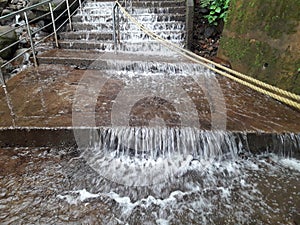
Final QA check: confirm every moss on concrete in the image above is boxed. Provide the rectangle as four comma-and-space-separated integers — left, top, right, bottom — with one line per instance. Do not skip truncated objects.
227, 0, 300, 38
218, 0, 300, 94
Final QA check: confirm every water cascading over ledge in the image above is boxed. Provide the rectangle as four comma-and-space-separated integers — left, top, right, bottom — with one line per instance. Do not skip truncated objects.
0, 127, 299, 157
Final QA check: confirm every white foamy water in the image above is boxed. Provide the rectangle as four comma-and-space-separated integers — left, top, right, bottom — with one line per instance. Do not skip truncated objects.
73, 0, 186, 55
55, 154, 299, 224
1, 146, 298, 224
80, 128, 239, 186
269, 155, 300, 172
57, 189, 101, 205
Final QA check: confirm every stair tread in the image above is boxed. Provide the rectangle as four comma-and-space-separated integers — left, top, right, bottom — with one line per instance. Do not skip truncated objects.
60, 30, 185, 35
58, 39, 183, 44
38, 49, 194, 64
73, 13, 186, 16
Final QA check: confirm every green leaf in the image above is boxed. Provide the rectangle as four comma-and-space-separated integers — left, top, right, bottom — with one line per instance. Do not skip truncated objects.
215, 7, 221, 13
200, 0, 211, 7
203, 0, 231, 25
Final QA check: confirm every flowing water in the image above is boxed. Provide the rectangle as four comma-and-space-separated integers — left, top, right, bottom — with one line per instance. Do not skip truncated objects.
1, 1, 300, 224
0, 146, 299, 224
75, 1, 185, 55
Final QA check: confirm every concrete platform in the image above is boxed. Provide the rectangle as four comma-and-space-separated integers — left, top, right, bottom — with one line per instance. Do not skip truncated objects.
1, 63, 299, 131
0, 62, 300, 133
0, 63, 300, 154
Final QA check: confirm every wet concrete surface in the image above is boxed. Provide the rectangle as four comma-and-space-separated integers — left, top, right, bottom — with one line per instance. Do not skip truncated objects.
0, 63, 299, 133
0, 147, 299, 224
0, 56, 299, 225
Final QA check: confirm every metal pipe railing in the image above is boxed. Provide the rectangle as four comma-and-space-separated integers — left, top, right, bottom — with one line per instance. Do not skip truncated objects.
49, 3, 59, 47
0, 0, 83, 73
113, 3, 118, 53
65, 0, 73, 30
113, 0, 134, 54
24, 11, 38, 67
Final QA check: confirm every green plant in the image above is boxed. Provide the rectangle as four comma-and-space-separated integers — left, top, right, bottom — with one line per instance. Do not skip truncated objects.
200, 0, 231, 25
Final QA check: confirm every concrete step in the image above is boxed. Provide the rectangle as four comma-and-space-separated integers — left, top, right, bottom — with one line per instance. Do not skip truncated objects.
82, 0, 185, 7
58, 40, 114, 51
59, 31, 113, 41
72, 14, 112, 23
129, 13, 186, 22
132, 6, 185, 14
72, 21, 185, 32
79, 6, 185, 14
37, 49, 194, 70
72, 13, 185, 23
128, 21, 186, 31
72, 22, 113, 31
59, 30, 185, 41
58, 39, 184, 52
131, 1, 185, 7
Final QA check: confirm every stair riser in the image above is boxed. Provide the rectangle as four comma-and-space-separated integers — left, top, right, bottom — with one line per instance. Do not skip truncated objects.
59, 41, 114, 51
38, 57, 201, 73
72, 22, 185, 32
132, 1, 185, 7
73, 14, 185, 23
72, 15, 112, 23
72, 22, 113, 31
121, 33, 186, 42
83, 1, 185, 7
79, 7, 185, 15
59, 32, 185, 42
59, 41, 184, 53
133, 7, 185, 14
59, 32, 113, 41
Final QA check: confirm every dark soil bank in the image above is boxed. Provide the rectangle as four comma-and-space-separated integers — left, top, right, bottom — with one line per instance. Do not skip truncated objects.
191, 3, 224, 58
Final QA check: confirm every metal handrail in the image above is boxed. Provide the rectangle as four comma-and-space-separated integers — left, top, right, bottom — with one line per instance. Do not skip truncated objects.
113, 0, 136, 54
0, 0, 83, 86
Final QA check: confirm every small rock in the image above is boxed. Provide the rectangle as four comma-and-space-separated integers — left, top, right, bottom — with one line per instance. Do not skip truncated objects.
1, 8, 12, 16
11, 48, 30, 67
199, 8, 209, 14
0, 25, 18, 60
204, 26, 216, 38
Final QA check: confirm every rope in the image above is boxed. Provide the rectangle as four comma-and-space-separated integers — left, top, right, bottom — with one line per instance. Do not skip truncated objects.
115, 1, 300, 110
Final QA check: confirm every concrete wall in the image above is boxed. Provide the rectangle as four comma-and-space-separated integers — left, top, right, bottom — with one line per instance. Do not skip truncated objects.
218, 0, 300, 94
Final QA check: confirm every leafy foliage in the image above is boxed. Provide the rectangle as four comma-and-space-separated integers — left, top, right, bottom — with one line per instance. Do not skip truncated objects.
200, 0, 231, 25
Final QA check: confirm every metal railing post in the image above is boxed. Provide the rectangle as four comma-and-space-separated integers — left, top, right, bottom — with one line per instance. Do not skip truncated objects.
49, 3, 59, 48
117, 6, 120, 44
0, 69, 6, 87
24, 12, 38, 67
79, 0, 82, 13
113, 4, 118, 54
65, 0, 73, 30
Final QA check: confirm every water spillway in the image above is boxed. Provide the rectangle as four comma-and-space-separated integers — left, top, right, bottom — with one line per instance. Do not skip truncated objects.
0, 0, 300, 224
